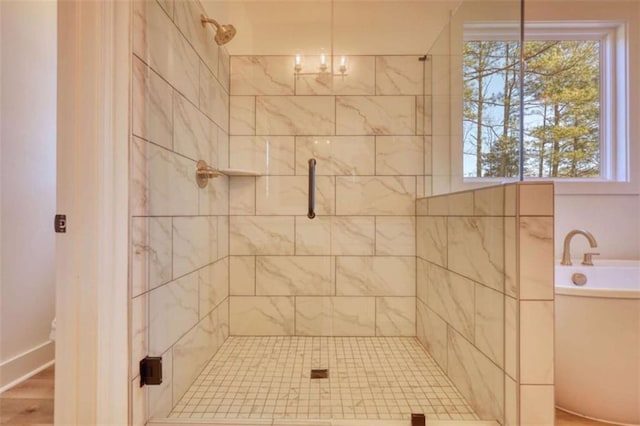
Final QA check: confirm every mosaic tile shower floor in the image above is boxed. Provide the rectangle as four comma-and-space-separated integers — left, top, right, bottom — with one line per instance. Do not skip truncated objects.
168, 337, 478, 422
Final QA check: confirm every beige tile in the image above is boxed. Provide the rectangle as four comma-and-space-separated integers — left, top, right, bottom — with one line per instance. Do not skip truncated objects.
172, 310, 221, 402
230, 216, 294, 255
519, 217, 554, 300
132, 57, 172, 150
416, 257, 429, 304
416, 216, 447, 267
505, 296, 518, 382
218, 47, 230, 93
295, 136, 375, 176
173, 92, 217, 165
519, 183, 554, 216
256, 176, 334, 216
217, 216, 229, 259
230, 136, 295, 175
229, 176, 256, 215
156, 0, 173, 17
336, 96, 415, 135
375, 136, 424, 175
295, 216, 331, 255
474, 186, 504, 216
230, 256, 255, 295
474, 285, 504, 367
504, 217, 517, 297
229, 96, 255, 135
217, 127, 229, 169
375, 216, 416, 256
416, 198, 428, 216
198, 258, 229, 318
336, 256, 415, 296
149, 272, 199, 354
423, 176, 433, 198
504, 183, 516, 216
375, 297, 415, 336
198, 174, 229, 216
131, 217, 172, 296
256, 256, 332, 296
504, 375, 517, 426
133, 0, 200, 103
428, 192, 473, 216
336, 176, 416, 216
295, 297, 375, 336
375, 56, 424, 95
416, 301, 447, 370
230, 56, 294, 95
520, 385, 554, 426
256, 96, 335, 135
173, 0, 219, 77
427, 264, 474, 340
331, 216, 375, 255
229, 296, 294, 335
131, 137, 198, 217
448, 217, 504, 292
520, 301, 554, 384
448, 330, 504, 422
172, 216, 217, 278
199, 63, 229, 131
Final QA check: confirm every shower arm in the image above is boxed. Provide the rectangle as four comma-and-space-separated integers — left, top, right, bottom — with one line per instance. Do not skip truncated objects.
201, 16, 221, 30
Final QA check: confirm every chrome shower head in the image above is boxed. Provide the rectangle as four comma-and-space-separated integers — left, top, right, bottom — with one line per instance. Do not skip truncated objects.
201, 15, 236, 45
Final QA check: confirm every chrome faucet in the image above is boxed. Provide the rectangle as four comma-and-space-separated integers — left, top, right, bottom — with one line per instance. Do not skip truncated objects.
561, 229, 599, 266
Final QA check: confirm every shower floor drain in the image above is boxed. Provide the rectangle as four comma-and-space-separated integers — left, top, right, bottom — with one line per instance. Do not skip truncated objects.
310, 369, 328, 379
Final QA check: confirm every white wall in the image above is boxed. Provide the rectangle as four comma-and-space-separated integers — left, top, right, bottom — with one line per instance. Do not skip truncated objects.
526, 1, 640, 260
555, 195, 640, 260
0, 0, 57, 389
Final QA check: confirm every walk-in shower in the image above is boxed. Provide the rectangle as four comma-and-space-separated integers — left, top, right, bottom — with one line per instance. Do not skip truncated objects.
130, 0, 535, 424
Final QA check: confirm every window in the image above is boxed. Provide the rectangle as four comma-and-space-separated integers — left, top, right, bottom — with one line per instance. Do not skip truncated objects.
462, 23, 627, 181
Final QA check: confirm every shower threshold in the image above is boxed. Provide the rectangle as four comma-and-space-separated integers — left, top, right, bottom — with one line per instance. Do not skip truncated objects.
150, 337, 494, 426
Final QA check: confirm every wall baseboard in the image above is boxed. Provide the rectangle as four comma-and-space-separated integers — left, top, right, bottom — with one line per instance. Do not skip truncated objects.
0, 340, 55, 392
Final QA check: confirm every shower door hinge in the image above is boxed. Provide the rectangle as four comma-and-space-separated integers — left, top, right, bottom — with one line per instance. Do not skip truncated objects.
140, 356, 163, 387
54, 214, 67, 233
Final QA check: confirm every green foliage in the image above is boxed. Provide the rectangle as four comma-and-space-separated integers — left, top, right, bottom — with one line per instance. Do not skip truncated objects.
463, 39, 601, 178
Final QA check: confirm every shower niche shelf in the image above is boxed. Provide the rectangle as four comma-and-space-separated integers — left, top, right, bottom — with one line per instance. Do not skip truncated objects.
218, 168, 261, 176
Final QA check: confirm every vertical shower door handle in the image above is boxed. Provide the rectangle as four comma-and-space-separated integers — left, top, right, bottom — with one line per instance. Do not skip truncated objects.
308, 158, 316, 219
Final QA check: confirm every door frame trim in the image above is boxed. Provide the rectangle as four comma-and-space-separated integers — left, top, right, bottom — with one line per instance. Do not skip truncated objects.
55, 1, 130, 424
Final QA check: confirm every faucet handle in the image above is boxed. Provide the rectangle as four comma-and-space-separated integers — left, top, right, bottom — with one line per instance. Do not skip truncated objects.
582, 252, 600, 266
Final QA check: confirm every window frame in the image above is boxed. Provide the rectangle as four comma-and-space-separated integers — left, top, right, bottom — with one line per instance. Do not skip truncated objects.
459, 21, 629, 186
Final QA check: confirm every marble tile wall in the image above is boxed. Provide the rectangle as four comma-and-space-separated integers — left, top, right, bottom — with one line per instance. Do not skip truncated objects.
228, 54, 432, 337
130, 0, 230, 423
416, 182, 555, 425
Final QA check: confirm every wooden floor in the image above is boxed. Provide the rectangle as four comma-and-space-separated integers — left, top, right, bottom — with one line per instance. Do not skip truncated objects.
0, 366, 616, 425
0, 365, 54, 425
556, 408, 613, 425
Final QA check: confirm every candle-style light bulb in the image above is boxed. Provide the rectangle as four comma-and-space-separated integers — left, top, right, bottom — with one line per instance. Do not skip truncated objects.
339, 56, 347, 75
319, 54, 327, 72
294, 54, 302, 73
